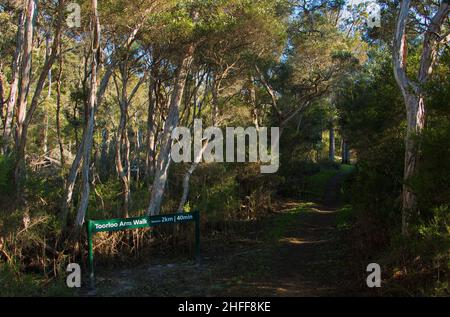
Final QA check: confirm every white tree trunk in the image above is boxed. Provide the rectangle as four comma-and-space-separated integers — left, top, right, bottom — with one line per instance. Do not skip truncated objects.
56, 41, 64, 166
0, 70, 5, 128
75, 0, 101, 228
177, 140, 209, 213
115, 92, 131, 218
14, 0, 35, 148
2, 10, 24, 152
393, 0, 449, 235
14, 0, 66, 193
61, 60, 114, 226
145, 76, 156, 180
147, 43, 195, 216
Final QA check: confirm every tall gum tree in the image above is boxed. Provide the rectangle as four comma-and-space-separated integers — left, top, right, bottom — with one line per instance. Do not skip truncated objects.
13, 0, 66, 198
75, 0, 101, 228
62, 0, 158, 226
393, 0, 449, 235
145, 0, 288, 216
2, 7, 24, 153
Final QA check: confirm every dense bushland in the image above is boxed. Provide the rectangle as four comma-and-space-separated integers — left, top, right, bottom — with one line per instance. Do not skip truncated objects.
0, 0, 448, 296
337, 49, 450, 295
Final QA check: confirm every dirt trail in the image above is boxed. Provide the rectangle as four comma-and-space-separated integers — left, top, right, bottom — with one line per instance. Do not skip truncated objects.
93, 204, 358, 297
212, 203, 357, 296
323, 167, 353, 207
93, 171, 360, 296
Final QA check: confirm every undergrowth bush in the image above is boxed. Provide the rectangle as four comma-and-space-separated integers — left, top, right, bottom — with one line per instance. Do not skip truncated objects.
0, 154, 14, 197
341, 126, 450, 295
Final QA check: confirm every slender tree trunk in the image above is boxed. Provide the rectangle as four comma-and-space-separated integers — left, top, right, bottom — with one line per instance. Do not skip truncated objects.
0, 68, 5, 128
100, 128, 109, 178
75, 0, 101, 228
145, 74, 156, 181
296, 112, 303, 132
147, 43, 195, 216
3, 10, 24, 152
61, 134, 84, 226
14, 0, 65, 195
212, 74, 219, 126
14, 0, 36, 179
115, 80, 131, 218
14, 0, 35, 149
124, 129, 131, 211
392, 0, 448, 235
393, 0, 419, 236
329, 123, 335, 161
56, 40, 64, 166
43, 34, 52, 155
151, 112, 161, 172
178, 140, 208, 213
61, 60, 114, 226
341, 139, 350, 164
134, 126, 141, 186
401, 93, 425, 233
249, 76, 259, 131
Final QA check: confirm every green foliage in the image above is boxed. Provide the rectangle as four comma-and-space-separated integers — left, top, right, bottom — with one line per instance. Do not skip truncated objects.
0, 263, 74, 296
412, 121, 450, 219
0, 155, 14, 195
303, 161, 340, 200
264, 204, 306, 242
416, 205, 450, 263
278, 160, 319, 198
87, 179, 122, 220
189, 163, 240, 221
24, 173, 65, 219
336, 205, 355, 231
335, 43, 450, 295
0, 209, 70, 285
0, 9, 17, 61
336, 47, 405, 227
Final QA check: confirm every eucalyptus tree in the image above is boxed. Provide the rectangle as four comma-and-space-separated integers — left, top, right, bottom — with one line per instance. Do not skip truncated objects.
8, 0, 67, 198
173, 0, 288, 213
144, 0, 288, 216
63, 0, 168, 227
392, 0, 449, 236
0, 2, 22, 152
73, 0, 102, 228
255, 2, 364, 136
112, 51, 147, 218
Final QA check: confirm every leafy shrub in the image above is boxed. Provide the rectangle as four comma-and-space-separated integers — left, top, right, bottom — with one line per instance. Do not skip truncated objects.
416, 205, 450, 268
412, 121, 450, 221
0, 155, 14, 196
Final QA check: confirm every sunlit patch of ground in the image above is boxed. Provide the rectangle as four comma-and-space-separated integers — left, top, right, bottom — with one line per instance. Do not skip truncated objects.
279, 237, 328, 245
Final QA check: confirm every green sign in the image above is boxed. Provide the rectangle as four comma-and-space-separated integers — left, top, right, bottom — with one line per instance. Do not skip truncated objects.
86, 211, 200, 290
89, 215, 150, 233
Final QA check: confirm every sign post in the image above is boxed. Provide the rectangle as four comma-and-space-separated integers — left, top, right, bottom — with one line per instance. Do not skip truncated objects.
86, 210, 200, 290
195, 210, 200, 263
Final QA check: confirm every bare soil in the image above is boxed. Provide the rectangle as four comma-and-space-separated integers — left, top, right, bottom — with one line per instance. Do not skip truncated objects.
90, 170, 373, 297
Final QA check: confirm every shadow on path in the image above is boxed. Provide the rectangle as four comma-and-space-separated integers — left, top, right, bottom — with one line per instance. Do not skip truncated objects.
217, 203, 358, 296
94, 168, 362, 296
